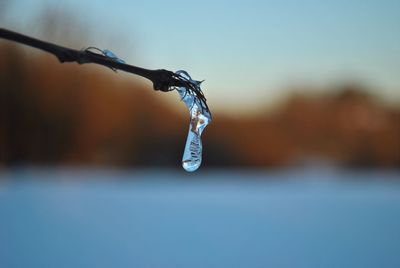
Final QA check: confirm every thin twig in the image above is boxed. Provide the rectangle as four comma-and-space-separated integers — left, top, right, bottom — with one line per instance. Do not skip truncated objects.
0, 28, 196, 93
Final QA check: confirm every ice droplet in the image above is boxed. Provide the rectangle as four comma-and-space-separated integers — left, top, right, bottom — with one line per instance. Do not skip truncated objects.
103, 49, 125, 64
176, 71, 211, 172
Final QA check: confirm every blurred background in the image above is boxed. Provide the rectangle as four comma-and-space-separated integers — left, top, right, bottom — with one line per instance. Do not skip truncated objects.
0, 1, 400, 267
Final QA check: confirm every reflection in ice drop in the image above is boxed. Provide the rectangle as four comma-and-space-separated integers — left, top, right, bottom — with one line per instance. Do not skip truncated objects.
176, 71, 211, 172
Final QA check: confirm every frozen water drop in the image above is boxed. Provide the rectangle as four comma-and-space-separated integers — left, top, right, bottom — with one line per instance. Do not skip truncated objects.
103, 49, 125, 64
176, 71, 211, 172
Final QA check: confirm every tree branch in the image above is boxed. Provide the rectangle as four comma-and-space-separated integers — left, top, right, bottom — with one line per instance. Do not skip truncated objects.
0, 28, 187, 92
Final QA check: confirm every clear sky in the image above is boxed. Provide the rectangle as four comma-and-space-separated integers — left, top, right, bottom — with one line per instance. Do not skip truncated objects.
3, 0, 400, 113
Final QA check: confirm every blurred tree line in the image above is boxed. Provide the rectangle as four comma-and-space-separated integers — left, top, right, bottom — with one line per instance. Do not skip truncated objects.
0, 43, 399, 169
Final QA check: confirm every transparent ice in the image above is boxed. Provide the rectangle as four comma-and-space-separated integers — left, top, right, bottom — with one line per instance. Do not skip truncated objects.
103, 49, 125, 64
176, 71, 212, 172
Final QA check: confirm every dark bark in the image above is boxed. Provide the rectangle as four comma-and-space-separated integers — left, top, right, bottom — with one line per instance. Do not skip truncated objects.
0, 28, 187, 92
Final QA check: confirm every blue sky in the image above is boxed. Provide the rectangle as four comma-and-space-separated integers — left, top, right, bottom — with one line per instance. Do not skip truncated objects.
3, 0, 400, 113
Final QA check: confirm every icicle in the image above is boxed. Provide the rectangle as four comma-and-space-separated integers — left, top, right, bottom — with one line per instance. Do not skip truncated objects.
175, 71, 212, 172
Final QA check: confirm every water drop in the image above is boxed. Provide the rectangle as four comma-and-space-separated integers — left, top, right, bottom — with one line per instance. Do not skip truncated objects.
103, 49, 125, 64
176, 71, 211, 172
